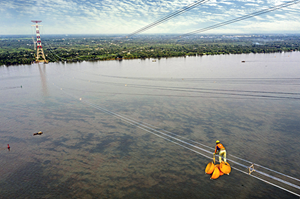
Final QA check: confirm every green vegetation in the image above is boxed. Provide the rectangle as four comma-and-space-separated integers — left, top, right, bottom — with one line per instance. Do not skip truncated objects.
1, 34, 300, 66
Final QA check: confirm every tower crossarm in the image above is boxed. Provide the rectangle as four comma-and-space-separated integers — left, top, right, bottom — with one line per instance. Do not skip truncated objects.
31, 20, 42, 23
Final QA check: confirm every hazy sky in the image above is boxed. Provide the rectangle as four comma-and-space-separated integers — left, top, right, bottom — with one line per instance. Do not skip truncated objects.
0, 0, 299, 35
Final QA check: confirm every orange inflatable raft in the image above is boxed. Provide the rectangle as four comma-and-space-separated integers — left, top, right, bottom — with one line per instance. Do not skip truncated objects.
216, 164, 224, 176
210, 167, 220, 179
205, 162, 215, 174
205, 154, 231, 179
220, 162, 231, 175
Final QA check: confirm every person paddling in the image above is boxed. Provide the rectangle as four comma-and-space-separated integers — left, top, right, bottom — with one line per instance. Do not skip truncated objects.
213, 140, 226, 163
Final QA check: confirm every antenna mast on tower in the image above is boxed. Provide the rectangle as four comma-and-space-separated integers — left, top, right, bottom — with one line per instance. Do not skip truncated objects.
31, 20, 48, 63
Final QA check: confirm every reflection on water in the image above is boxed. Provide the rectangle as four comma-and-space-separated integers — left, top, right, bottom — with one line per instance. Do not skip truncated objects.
38, 65, 48, 96
0, 52, 300, 198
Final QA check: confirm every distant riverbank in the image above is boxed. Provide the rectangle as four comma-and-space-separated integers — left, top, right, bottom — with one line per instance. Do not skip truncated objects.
1, 50, 299, 67
1, 34, 299, 66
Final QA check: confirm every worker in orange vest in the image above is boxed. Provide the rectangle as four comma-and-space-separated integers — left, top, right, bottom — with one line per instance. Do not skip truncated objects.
213, 140, 226, 163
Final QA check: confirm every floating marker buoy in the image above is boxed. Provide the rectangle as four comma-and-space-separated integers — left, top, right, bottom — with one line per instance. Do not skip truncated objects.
21, 85, 22, 88
7, 144, 10, 151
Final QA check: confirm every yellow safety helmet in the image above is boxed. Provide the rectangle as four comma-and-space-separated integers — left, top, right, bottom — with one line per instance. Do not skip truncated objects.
216, 140, 220, 143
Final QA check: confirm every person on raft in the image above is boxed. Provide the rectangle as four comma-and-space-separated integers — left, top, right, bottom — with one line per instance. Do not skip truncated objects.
213, 140, 227, 163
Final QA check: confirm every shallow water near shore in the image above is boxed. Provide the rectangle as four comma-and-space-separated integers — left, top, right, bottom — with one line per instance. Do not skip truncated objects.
0, 52, 300, 198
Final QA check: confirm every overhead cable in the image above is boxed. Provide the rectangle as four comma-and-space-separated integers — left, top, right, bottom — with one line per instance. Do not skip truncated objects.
180, 0, 300, 37
123, 0, 210, 38
52, 82, 300, 197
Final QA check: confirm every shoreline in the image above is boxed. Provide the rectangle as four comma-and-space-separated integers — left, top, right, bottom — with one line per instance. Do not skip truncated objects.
1, 50, 298, 67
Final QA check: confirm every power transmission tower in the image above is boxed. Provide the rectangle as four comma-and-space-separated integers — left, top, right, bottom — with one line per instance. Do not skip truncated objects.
31, 20, 48, 63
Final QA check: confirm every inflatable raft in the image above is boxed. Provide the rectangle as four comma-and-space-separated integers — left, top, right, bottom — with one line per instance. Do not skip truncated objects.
205, 154, 231, 179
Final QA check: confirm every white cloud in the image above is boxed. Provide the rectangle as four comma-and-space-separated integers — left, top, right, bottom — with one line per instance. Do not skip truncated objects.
242, 20, 300, 32
220, 2, 234, 5
245, 3, 260, 6
274, 14, 287, 18
1, 0, 300, 34
254, 16, 264, 20
266, 15, 275, 19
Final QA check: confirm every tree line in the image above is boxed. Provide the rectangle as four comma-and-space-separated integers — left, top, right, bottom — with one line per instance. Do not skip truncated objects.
1, 34, 299, 66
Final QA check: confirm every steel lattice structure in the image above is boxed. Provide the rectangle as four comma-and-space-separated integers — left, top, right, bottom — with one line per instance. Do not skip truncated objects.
31, 20, 47, 63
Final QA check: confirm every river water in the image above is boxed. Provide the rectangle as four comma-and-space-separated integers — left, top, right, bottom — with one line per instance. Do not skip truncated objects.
0, 52, 300, 198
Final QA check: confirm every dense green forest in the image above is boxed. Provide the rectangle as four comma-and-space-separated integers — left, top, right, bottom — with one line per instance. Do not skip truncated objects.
0, 34, 299, 66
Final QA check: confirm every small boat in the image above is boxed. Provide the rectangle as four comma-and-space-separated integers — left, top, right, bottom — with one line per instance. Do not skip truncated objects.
33, 131, 43, 136
241, 61, 245, 63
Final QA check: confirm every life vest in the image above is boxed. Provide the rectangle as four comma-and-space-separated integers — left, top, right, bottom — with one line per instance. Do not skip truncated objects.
215, 143, 225, 153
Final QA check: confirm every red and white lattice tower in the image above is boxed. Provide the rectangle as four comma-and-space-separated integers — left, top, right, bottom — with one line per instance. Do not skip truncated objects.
31, 20, 47, 63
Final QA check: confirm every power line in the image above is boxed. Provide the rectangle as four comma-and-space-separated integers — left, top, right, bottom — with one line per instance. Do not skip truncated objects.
52, 82, 300, 197
57, 72, 300, 100
180, 0, 300, 37
43, 42, 64, 61
123, 0, 210, 38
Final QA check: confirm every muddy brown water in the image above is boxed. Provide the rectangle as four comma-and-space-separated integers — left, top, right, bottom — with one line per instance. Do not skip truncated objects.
0, 52, 300, 198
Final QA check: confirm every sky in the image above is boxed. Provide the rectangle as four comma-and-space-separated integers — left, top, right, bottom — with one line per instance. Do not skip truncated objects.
0, 0, 300, 35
